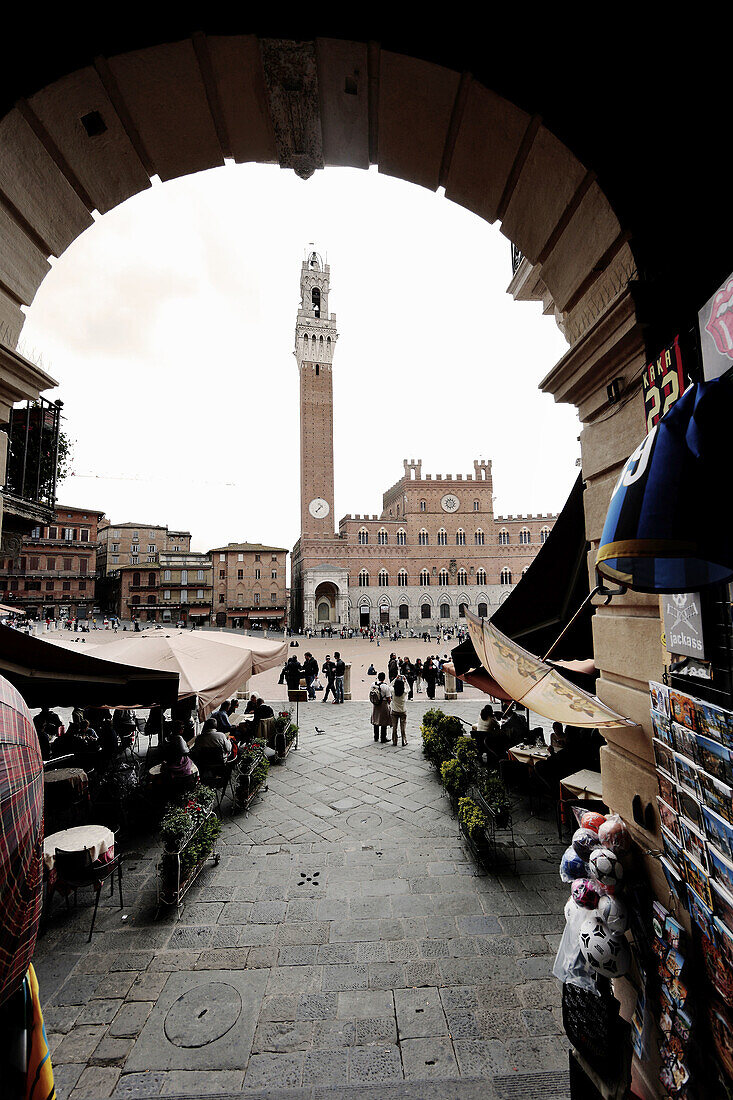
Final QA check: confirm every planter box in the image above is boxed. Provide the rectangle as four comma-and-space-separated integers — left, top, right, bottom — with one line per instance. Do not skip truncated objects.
156, 807, 220, 913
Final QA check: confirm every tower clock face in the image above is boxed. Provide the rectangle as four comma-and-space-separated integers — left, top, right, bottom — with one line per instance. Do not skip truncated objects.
441, 493, 460, 513
309, 497, 330, 518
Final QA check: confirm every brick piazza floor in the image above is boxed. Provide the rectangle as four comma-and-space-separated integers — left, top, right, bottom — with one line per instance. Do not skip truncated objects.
34, 701, 571, 1099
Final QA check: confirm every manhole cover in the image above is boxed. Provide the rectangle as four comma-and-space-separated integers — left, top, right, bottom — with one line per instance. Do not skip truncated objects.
346, 811, 383, 829
164, 983, 242, 1048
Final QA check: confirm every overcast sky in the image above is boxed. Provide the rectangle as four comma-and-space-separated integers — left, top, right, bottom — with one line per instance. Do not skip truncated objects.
20, 163, 577, 557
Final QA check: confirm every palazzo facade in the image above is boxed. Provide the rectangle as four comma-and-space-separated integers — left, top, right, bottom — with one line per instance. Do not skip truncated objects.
291, 253, 557, 631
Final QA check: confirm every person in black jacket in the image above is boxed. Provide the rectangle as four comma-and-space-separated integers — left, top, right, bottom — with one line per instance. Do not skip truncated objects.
322, 655, 337, 703
334, 652, 346, 703
303, 651, 319, 699
279, 656, 303, 692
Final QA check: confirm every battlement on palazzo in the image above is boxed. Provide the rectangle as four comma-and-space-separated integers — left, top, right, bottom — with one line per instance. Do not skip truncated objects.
383, 458, 493, 504
495, 513, 559, 521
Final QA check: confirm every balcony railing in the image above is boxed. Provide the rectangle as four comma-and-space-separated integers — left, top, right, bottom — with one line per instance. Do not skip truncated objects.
3, 398, 62, 513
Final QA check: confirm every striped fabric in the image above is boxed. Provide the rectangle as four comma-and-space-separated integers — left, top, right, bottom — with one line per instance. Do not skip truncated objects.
0, 674, 44, 1009
597, 378, 733, 593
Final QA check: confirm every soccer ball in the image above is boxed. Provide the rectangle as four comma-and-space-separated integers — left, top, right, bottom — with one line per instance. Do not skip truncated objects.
589, 846, 624, 887
572, 827, 602, 861
580, 811, 607, 834
579, 916, 631, 977
598, 817, 631, 855
596, 893, 629, 935
560, 847, 588, 883
571, 877, 601, 909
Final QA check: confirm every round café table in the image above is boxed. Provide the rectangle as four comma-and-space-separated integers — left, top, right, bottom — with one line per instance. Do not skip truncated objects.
43, 766, 89, 799
43, 824, 115, 871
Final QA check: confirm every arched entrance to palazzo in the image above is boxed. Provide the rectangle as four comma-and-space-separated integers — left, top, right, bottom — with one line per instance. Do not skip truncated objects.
314, 581, 339, 623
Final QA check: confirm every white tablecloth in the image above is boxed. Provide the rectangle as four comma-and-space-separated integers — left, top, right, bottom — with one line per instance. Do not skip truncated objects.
43, 824, 115, 870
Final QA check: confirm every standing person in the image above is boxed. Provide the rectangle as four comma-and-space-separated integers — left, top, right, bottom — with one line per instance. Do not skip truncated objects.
334, 652, 346, 703
414, 658, 423, 694
423, 657, 437, 700
402, 658, 415, 700
388, 653, 399, 682
303, 651, 319, 699
391, 674, 409, 746
322, 654, 338, 702
369, 672, 391, 743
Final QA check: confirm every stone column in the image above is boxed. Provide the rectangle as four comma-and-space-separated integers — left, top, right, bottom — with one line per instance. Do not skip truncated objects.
343, 662, 352, 701
444, 669, 458, 701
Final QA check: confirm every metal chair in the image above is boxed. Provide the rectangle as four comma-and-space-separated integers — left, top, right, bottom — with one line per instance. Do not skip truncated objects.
193, 748, 236, 812
50, 846, 123, 942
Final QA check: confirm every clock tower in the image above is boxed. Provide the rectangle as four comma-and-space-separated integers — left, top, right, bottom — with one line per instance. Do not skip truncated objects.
295, 250, 338, 537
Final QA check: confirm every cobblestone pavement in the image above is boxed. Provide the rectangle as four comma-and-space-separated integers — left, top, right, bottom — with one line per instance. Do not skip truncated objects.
34, 702, 570, 1099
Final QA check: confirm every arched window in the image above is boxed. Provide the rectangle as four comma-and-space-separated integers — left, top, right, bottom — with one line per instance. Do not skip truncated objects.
421, 603, 432, 619
501, 568, 513, 585
520, 528, 531, 545
437, 528, 447, 546
440, 603, 450, 619
358, 570, 369, 587
399, 603, 409, 620
396, 528, 406, 545
420, 569, 430, 586
438, 569, 449, 586
473, 500, 480, 511
477, 602, 488, 617
312, 287, 321, 317
541, 526, 550, 544
457, 569, 468, 585
476, 568, 487, 585
419, 500, 426, 512
474, 528, 484, 545
378, 570, 389, 587
499, 528, 509, 545
397, 569, 408, 586
419, 529, 429, 545
358, 528, 368, 545
132, 571, 140, 587
148, 571, 156, 587
378, 528, 388, 545
458, 602, 468, 618
456, 528, 465, 546
131, 595, 140, 605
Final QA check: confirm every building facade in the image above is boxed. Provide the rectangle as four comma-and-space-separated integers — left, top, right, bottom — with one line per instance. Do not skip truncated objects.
291, 254, 557, 631
97, 521, 191, 574
0, 503, 105, 620
118, 551, 213, 624
209, 543, 288, 630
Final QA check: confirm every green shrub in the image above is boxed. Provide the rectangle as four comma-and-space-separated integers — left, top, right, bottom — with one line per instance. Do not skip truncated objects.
441, 758, 469, 797
286, 724, 298, 745
458, 796, 488, 840
251, 758, 270, 787
455, 737, 478, 780
179, 814, 221, 879
480, 770, 511, 815
422, 708, 445, 731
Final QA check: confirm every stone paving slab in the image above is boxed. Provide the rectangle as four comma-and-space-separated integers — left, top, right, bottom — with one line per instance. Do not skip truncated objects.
32, 701, 568, 1099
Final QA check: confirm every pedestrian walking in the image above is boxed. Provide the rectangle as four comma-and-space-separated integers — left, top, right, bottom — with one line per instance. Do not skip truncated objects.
334, 651, 346, 703
322, 654, 338, 702
369, 672, 391, 742
391, 674, 408, 745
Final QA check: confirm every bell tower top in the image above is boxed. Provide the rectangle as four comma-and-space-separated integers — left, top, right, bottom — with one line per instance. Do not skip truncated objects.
295, 245, 338, 367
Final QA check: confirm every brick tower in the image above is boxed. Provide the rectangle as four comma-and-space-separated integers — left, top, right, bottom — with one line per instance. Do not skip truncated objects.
295, 249, 338, 537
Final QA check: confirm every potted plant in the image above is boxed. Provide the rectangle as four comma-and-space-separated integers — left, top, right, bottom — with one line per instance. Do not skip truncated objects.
458, 795, 490, 853
233, 742, 269, 809
481, 770, 511, 829
158, 786, 221, 905
440, 758, 469, 810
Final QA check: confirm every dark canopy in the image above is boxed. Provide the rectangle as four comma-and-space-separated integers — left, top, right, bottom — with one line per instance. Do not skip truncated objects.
0, 625, 179, 708
491, 473, 591, 659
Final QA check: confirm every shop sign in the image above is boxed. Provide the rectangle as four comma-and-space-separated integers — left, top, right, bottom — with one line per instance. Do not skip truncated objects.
662, 591, 705, 658
699, 270, 733, 380
642, 336, 686, 434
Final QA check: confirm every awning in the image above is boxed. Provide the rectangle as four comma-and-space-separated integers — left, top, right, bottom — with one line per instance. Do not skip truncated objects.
0, 605, 25, 616
492, 473, 591, 657
0, 624, 179, 708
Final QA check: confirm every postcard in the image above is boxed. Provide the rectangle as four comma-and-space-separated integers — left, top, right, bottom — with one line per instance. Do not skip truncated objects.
672, 722, 698, 760
662, 825, 684, 870
673, 752, 698, 797
651, 710, 674, 748
657, 797, 680, 841
687, 883, 715, 938
650, 680, 670, 718
665, 915, 685, 951
673, 1006, 692, 1045
653, 737, 676, 779
695, 734, 733, 783
653, 900, 670, 940
697, 770, 733, 825
670, 689, 697, 731
664, 947, 685, 980
676, 785, 703, 830
702, 805, 733, 860
695, 700, 726, 744
703, 932, 733, 1006
659, 1058, 689, 1093
658, 773, 679, 812
710, 1001, 733, 1079
712, 878, 733, 935
709, 843, 733, 897
661, 857, 688, 906
714, 915, 733, 969
682, 851, 712, 908
679, 816, 709, 870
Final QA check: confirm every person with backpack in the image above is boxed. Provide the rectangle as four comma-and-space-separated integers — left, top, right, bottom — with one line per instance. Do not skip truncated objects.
334, 651, 346, 703
391, 674, 409, 746
369, 672, 391, 742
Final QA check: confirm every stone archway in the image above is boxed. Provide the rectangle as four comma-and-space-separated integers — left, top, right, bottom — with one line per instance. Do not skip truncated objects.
315, 580, 338, 623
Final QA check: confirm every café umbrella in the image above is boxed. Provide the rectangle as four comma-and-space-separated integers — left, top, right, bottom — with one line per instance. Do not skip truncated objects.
465, 610, 634, 728
52, 629, 287, 717
0, 674, 43, 1008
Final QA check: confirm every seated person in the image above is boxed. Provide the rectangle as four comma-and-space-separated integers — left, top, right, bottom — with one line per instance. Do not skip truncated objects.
33, 706, 64, 740
192, 718, 235, 764
501, 708, 530, 746
244, 694, 258, 716
254, 698, 274, 722
97, 717, 121, 758
66, 719, 102, 768
159, 734, 199, 783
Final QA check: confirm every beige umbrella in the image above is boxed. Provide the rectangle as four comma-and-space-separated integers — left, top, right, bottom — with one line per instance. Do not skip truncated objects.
465, 610, 634, 729
52, 629, 287, 717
